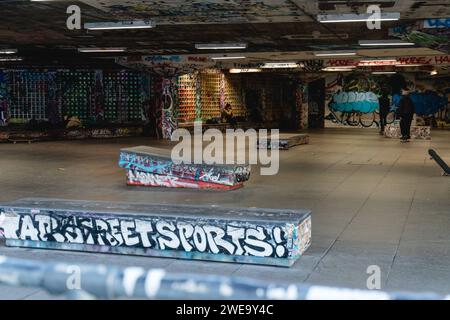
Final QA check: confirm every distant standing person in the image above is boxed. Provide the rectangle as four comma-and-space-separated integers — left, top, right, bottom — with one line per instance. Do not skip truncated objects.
221, 103, 237, 127
397, 88, 415, 142
378, 90, 391, 135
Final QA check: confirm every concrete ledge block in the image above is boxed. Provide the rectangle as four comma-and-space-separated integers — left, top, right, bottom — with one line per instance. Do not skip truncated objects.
384, 125, 431, 140
119, 146, 251, 189
0, 198, 311, 267
258, 134, 310, 150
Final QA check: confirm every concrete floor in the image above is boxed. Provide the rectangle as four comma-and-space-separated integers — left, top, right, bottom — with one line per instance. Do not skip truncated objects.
0, 128, 449, 299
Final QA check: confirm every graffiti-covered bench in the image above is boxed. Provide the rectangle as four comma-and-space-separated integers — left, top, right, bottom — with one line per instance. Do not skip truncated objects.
258, 133, 309, 150
0, 198, 312, 267
384, 124, 431, 140
119, 146, 251, 190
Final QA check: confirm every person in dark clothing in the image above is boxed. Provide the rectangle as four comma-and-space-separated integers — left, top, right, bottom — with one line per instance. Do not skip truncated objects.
397, 88, 415, 142
378, 91, 391, 135
221, 103, 237, 127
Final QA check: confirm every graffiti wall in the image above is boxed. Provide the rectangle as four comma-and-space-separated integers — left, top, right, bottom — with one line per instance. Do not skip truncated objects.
325, 73, 388, 128
389, 19, 450, 53
0, 69, 148, 125
0, 199, 312, 266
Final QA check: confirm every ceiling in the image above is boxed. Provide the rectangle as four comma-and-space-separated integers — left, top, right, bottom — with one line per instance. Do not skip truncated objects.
0, 0, 448, 72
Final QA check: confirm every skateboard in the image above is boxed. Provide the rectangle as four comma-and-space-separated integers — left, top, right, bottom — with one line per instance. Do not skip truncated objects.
429, 149, 450, 176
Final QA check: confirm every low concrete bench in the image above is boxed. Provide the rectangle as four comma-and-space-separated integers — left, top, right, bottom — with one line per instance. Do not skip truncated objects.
384, 125, 431, 140
0, 198, 312, 267
119, 146, 251, 190
258, 133, 310, 150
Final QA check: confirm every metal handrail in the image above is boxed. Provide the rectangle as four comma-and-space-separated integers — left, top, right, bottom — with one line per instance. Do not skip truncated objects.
0, 255, 446, 300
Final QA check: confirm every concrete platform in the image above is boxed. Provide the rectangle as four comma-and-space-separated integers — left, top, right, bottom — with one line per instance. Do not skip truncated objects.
0, 128, 449, 298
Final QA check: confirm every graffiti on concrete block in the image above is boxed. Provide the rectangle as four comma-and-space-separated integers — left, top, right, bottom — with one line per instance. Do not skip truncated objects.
384, 125, 431, 140
126, 170, 243, 190
0, 211, 311, 259
119, 148, 251, 187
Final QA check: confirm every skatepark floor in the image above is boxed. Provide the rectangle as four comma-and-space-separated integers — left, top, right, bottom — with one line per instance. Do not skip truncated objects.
0, 128, 449, 299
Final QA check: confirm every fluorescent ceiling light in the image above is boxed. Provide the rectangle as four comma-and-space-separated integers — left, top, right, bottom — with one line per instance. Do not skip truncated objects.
261, 62, 302, 69
430, 70, 438, 76
211, 56, 246, 60
359, 40, 415, 46
314, 51, 357, 57
395, 64, 425, 67
195, 43, 247, 50
359, 59, 398, 66
0, 49, 17, 54
322, 67, 355, 72
78, 47, 126, 53
229, 68, 262, 73
372, 71, 397, 74
317, 12, 400, 23
0, 57, 23, 62
84, 20, 154, 30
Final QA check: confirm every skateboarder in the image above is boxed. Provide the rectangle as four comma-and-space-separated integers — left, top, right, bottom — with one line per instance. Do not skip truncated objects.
397, 88, 415, 142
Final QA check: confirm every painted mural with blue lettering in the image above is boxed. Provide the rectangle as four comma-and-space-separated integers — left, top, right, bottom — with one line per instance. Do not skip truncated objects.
330, 92, 379, 113
0, 199, 312, 266
392, 92, 448, 116
424, 18, 450, 29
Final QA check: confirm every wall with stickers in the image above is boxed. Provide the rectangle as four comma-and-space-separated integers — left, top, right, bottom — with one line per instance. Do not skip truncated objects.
176, 70, 298, 129
0, 69, 150, 125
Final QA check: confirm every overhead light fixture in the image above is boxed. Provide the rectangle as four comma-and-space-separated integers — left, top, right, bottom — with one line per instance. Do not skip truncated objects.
84, 20, 154, 30
0, 57, 23, 62
195, 43, 247, 50
261, 62, 302, 69
211, 56, 246, 60
359, 40, 415, 46
322, 66, 356, 72
314, 51, 357, 57
395, 64, 425, 67
229, 68, 262, 73
78, 47, 126, 53
372, 71, 397, 74
0, 49, 17, 54
430, 70, 438, 76
358, 59, 398, 66
317, 12, 400, 23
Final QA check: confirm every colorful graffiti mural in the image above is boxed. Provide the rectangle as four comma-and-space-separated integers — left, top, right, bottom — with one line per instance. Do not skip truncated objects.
392, 91, 447, 116
80, 0, 308, 24
330, 92, 379, 113
389, 19, 450, 53
0, 198, 312, 266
